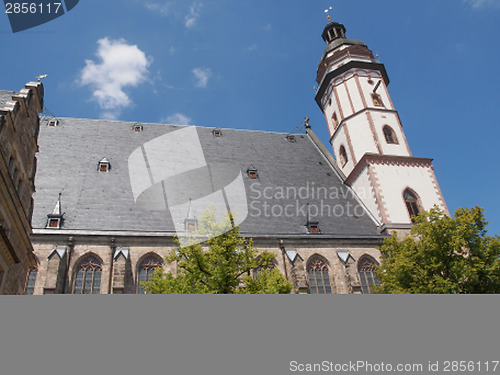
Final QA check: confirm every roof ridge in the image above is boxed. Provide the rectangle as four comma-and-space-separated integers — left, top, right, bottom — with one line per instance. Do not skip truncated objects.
53, 116, 301, 136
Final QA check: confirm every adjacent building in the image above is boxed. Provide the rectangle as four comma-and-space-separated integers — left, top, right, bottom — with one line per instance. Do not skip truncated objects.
0, 82, 43, 294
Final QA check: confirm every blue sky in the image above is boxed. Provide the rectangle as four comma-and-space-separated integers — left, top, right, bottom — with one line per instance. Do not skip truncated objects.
1, 0, 499, 235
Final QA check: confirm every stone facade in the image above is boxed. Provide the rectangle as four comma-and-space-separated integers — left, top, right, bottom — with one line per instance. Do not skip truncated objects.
29, 234, 382, 294
0, 82, 43, 294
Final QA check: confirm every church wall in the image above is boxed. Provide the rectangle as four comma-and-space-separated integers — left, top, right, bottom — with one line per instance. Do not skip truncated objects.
351, 167, 382, 223
344, 75, 364, 113
370, 111, 410, 157
30, 238, 383, 294
335, 83, 354, 118
343, 117, 379, 162
331, 125, 355, 173
371, 163, 446, 223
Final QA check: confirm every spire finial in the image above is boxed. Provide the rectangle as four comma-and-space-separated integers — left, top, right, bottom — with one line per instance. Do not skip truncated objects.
52, 193, 62, 215
324, 6, 333, 22
186, 198, 194, 219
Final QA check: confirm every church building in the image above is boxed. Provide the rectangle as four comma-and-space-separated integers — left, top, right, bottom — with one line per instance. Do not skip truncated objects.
0, 82, 43, 294
20, 20, 447, 294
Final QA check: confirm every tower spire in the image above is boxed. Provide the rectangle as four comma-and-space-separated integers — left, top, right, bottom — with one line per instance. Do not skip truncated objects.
314, 19, 448, 231
52, 192, 62, 215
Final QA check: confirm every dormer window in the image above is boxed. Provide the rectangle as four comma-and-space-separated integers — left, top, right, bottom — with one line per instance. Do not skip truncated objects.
133, 123, 143, 132
46, 193, 63, 229
98, 158, 110, 172
247, 165, 258, 179
184, 199, 197, 232
286, 135, 296, 143
212, 129, 222, 137
186, 220, 197, 232
48, 218, 60, 228
47, 119, 58, 127
307, 221, 320, 234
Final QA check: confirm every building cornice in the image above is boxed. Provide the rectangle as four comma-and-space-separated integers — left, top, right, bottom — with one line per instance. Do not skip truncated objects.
315, 60, 389, 108
31, 229, 385, 242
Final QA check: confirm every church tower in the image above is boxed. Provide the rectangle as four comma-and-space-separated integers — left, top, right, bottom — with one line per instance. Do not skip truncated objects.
315, 20, 448, 232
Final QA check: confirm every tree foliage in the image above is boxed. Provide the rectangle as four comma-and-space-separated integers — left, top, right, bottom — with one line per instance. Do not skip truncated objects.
375, 206, 500, 294
143, 209, 292, 294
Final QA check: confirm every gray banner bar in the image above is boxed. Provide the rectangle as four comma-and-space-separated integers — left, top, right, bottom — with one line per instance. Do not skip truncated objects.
1, 295, 498, 375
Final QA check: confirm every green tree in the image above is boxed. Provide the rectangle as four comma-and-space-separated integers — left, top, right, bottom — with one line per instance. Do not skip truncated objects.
375, 206, 500, 294
143, 209, 292, 294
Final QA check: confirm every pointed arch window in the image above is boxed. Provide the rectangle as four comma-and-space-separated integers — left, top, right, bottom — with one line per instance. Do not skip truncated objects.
24, 266, 38, 295
358, 257, 380, 294
404, 189, 421, 222
307, 257, 332, 294
383, 125, 398, 144
73, 256, 102, 294
137, 256, 162, 294
253, 260, 277, 280
339, 145, 348, 167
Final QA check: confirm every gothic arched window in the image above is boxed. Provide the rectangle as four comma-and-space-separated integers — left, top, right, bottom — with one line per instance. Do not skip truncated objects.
404, 188, 421, 222
73, 256, 102, 294
137, 256, 162, 294
339, 145, 348, 167
24, 266, 38, 295
383, 125, 398, 144
307, 257, 332, 294
358, 257, 380, 294
253, 261, 276, 280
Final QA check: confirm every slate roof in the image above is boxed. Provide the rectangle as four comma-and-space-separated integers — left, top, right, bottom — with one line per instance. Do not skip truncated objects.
31, 118, 382, 239
0, 90, 17, 109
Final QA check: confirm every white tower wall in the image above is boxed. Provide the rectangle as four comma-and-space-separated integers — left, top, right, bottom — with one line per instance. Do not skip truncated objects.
315, 21, 448, 229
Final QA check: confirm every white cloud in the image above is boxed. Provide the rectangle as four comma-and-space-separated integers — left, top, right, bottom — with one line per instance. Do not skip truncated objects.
185, 2, 202, 29
192, 67, 211, 88
262, 24, 272, 32
144, 1, 171, 16
143, 1, 202, 29
163, 113, 192, 125
464, 0, 500, 8
245, 43, 257, 52
79, 37, 151, 119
